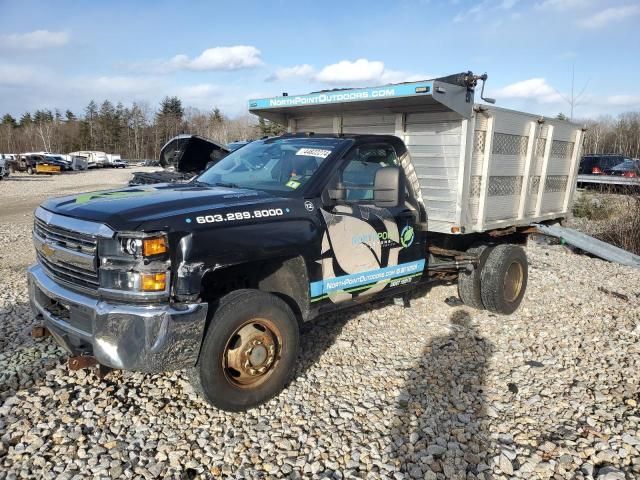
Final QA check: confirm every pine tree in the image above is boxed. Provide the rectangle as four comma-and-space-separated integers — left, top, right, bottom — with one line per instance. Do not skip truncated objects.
157, 96, 184, 120
1, 114, 17, 127
19, 112, 33, 127
65, 110, 77, 121
211, 107, 224, 124
84, 100, 98, 148
258, 117, 285, 137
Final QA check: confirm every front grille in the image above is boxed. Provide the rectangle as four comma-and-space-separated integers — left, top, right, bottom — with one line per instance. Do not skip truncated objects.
36, 251, 100, 289
34, 217, 99, 290
34, 218, 97, 255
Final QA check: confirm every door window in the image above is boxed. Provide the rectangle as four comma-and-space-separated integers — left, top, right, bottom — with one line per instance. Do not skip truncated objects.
342, 144, 398, 201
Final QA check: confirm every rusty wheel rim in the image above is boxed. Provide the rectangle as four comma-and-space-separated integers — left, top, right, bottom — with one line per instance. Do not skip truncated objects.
222, 318, 282, 388
503, 261, 524, 303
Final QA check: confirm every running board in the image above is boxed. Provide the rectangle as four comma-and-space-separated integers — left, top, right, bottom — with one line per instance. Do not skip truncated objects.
534, 224, 640, 268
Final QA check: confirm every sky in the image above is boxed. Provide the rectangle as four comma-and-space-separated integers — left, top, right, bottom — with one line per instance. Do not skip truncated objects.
1, 0, 639, 121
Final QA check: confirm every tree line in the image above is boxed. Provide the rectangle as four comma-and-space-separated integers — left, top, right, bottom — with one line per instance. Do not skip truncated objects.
1, 98, 638, 160
0, 97, 282, 159
580, 112, 640, 158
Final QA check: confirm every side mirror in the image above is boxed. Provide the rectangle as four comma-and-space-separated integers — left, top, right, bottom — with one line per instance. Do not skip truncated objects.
328, 181, 346, 202
374, 166, 403, 208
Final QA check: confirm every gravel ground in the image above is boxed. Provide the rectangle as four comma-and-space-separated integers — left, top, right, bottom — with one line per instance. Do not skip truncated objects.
1, 170, 639, 479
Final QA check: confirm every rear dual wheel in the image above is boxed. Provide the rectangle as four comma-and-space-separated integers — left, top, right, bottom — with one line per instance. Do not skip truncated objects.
458, 244, 528, 315
189, 289, 299, 412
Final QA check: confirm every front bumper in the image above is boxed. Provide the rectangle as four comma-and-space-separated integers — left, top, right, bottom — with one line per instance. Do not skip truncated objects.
28, 264, 208, 373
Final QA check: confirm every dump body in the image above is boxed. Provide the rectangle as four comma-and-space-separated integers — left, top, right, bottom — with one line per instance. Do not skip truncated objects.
249, 77, 584, 234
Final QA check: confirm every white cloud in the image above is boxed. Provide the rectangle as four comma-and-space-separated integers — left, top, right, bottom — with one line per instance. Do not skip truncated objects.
494, 78, 564, 104
315, 59, 386, 85
0, 65, 42, 86
500, 0, 520, 9
167, 45, 263, 72
579, 5, 640, 28
600, 94, 640, 107
536, 0, 592, 10
0, 30, 69, 50
312, 59, 428, 86
0, 65, 251, 117
265, 64, 315, 82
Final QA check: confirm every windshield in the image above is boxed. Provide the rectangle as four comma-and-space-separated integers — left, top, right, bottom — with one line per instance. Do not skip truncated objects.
611, 159, 636, 169
197, 137, 343, 194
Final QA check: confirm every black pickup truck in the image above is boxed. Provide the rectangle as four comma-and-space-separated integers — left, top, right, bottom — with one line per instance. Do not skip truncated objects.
29, 133, 528, 411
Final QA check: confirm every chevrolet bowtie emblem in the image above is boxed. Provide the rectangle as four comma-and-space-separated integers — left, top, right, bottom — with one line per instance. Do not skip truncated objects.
41, 243, 55, 257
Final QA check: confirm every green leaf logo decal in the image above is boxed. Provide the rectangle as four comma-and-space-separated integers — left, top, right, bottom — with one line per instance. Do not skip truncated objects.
400, 225, 415, 248
75, 189, 155, 204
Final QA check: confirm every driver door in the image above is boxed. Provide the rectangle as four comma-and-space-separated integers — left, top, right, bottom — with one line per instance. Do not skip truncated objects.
313, 142, 425, 305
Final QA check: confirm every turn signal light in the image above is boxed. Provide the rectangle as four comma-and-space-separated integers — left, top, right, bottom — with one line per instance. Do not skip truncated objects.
143, 236, 168, 256
141, 273, 167, 292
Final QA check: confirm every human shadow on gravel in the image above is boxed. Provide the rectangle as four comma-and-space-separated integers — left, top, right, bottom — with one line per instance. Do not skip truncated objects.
390, 310, 496, 479
292, 295, 404, 383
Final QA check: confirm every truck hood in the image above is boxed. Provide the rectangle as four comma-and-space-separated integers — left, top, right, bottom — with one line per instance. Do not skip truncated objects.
40, 183, 282, 231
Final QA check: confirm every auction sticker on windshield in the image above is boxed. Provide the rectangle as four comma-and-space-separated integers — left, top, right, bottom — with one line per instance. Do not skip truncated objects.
296, 148, 332, 158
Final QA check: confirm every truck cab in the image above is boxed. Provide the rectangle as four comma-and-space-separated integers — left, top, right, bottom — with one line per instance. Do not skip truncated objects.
28, 133, 435, 409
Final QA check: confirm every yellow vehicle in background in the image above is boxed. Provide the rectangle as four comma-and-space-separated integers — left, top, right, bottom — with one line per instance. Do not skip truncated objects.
35, 163, 61, 174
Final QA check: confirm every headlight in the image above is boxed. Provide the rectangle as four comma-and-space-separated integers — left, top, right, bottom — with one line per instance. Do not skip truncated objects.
120, 234, 168, 257
98, 231, 171, 298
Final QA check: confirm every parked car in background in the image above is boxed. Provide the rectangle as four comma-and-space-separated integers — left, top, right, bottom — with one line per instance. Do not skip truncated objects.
110, 159, 127, 168
44, 154, 72, 171
0, 155, 9, 179
0, 154, 14, 178
579, 154, 626, 174
604, 158, 640, 178
41, 154, 72, 171
227, 140, 251, 151
9, 154, 38, 174
130, 135, 229, 185
105, 153, 123, 167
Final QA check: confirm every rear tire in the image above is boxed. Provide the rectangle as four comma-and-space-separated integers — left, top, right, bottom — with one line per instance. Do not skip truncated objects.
27, 166, 34, 175
480, 245, 528, 315
188, 289, 299, 411
457, 245, 493, 310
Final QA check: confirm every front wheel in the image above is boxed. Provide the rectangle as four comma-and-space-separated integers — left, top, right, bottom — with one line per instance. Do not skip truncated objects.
188, 289, 299, 411
480, 245, 528, 315
27, 166, 34, 175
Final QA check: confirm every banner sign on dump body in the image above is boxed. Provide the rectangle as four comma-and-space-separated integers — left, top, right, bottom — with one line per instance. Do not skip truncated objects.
248, 81, 434, 110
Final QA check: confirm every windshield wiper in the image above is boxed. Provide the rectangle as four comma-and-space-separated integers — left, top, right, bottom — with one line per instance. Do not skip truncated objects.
189, 179, 210, 187
213, 181, 240, 188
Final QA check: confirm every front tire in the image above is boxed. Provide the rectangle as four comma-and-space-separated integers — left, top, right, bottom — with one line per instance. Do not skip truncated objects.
480, 245, 528, 315
27, 166, 34, 175
189, 289, 299, 411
